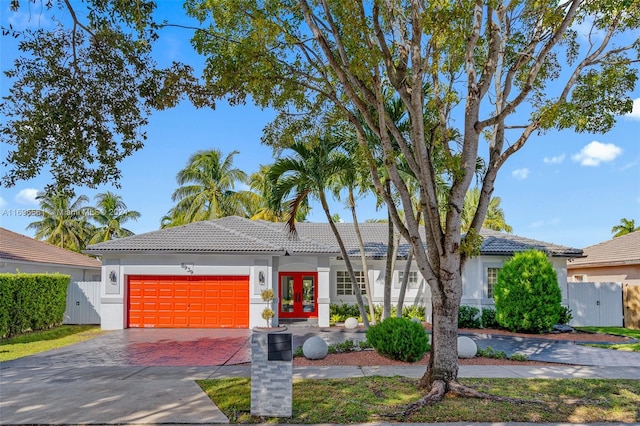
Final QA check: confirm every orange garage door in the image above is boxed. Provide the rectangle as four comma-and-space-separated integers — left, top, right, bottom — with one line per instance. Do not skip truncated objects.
128, 275, 249, 328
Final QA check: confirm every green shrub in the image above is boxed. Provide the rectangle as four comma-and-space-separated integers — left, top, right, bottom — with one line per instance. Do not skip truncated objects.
329, 303, 361, 322
509, 353, 528, 362
480, 307, 499, 329
477, 346, 507, 359
365, 317, 430, 362
0, 273, 70, 338
330, 303, 426, 323
329, 339, 357, 354
458, 305, 481, 328
558, 306, 573, 325
401, 305, 426, 321
494, 250, 562, 333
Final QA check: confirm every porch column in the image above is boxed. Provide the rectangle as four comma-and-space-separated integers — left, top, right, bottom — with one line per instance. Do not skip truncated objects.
317, 259, 330, 327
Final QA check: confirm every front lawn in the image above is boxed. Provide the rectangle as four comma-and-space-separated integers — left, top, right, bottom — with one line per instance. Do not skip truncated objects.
576, 327, 640, 351
197, 377, 640, 424
0, 325, 102, 362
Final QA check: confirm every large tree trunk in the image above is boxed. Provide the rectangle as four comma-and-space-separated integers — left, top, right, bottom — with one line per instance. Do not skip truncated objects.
420, 267, 462, 388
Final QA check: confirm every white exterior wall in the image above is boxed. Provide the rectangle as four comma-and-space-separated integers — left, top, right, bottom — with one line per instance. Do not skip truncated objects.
98, 252, 571, 329
0, 260, 100, 282
460, 255, 570, 310
100, 253, 333, 330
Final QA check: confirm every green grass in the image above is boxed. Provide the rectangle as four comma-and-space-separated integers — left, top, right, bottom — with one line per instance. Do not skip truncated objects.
197, 377, 640, 424
576, 327, 640, 352
0, 325, 102, 362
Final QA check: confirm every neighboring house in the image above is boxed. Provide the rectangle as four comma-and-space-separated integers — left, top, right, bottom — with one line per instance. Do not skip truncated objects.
0, 227, 101, 281
567, 231, 640, 286
85, 216, 581, 330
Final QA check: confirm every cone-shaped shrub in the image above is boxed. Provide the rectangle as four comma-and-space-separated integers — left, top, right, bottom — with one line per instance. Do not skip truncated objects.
494, 250, 561, 333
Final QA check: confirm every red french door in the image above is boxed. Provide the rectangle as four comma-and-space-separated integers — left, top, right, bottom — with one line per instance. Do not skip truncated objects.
278, 272, 317, 318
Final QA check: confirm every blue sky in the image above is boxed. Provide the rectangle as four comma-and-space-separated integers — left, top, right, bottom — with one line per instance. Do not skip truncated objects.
1, 2, 639, 249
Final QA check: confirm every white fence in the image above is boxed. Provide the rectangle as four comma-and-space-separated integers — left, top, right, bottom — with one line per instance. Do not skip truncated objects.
568, 282, 623, 327
63, 281, 101, 325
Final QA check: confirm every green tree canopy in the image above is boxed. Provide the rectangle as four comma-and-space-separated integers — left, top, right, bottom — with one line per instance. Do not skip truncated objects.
168, 149, 253, 224
26, 191, 94, 252
88, 192, 141, 243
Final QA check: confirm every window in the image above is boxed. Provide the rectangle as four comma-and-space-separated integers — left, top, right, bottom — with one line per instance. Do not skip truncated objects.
487, 267, 500, 298
397, 271, 420, 289
336, 270, 367, 295
573, 274, 585, 282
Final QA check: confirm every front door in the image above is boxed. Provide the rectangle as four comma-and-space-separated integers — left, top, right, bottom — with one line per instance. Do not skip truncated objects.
279, 272, 317, 318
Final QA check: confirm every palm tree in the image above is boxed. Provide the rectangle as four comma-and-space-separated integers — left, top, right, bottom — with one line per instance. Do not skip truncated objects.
461, 187, 512, 233
611, 218, 639, 238
170, 149, 253, 223
88, 192, 141, 243
269, 137, 371, 328
26, 191, 94, 252
248, 164, 309, 222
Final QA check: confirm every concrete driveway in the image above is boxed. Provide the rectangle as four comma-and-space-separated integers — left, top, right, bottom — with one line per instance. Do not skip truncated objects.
0, 328, 252, 425
2, 328, 252, 368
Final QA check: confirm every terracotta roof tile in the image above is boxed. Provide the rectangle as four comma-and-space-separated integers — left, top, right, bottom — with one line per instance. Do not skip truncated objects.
0, 228, 101, 269
568, 231, 640, 267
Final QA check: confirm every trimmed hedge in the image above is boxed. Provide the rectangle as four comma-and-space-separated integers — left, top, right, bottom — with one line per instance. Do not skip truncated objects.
0, 273, 70, 338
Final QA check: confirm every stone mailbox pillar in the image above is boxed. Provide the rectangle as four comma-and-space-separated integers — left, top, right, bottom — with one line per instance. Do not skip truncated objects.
250, 330, 293, 417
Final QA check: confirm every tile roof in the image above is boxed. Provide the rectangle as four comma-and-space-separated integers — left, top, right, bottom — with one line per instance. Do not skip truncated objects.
85, 216, 581, 258
85, 217, 337, 255
0, 228, 101, 269
567, 231, 640, 267
478, 229, 582, 257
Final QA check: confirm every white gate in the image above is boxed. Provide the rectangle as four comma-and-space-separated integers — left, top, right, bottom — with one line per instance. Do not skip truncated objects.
568, 282, 622, 327
63, 281, 101, 325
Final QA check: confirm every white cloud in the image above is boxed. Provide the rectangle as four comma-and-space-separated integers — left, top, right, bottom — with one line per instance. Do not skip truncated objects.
543, 154, 565, 165
529, 218, 560, 229
572, 141, 622, 166
15, 188, 40, 205
0, 196, 6, 208
529, 220, 544, 229
512, 168, 529, 180
571, 17, 606, 43
625, 98, 640, 121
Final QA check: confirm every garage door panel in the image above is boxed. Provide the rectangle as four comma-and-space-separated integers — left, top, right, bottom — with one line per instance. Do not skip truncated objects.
128, 275, 249, 328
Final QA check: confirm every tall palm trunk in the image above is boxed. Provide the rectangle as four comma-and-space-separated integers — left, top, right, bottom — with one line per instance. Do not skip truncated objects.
396, 245, 413, 318
319, 193, 370, 328
348, 188, 376, 325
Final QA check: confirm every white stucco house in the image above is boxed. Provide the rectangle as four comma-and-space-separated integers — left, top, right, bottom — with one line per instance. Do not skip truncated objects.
84, 216, 582, 330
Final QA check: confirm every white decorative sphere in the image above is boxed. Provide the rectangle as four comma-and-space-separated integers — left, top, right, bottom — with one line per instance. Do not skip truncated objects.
457, 336, 477, 359
344, 317, 359, 329
302, 336, 328, 360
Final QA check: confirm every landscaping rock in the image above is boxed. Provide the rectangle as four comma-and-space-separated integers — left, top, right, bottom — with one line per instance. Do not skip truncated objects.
457, 336, 477, 358
302, 336, 328, 360
553, 324, 574, 333
344, 317, 359, 329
